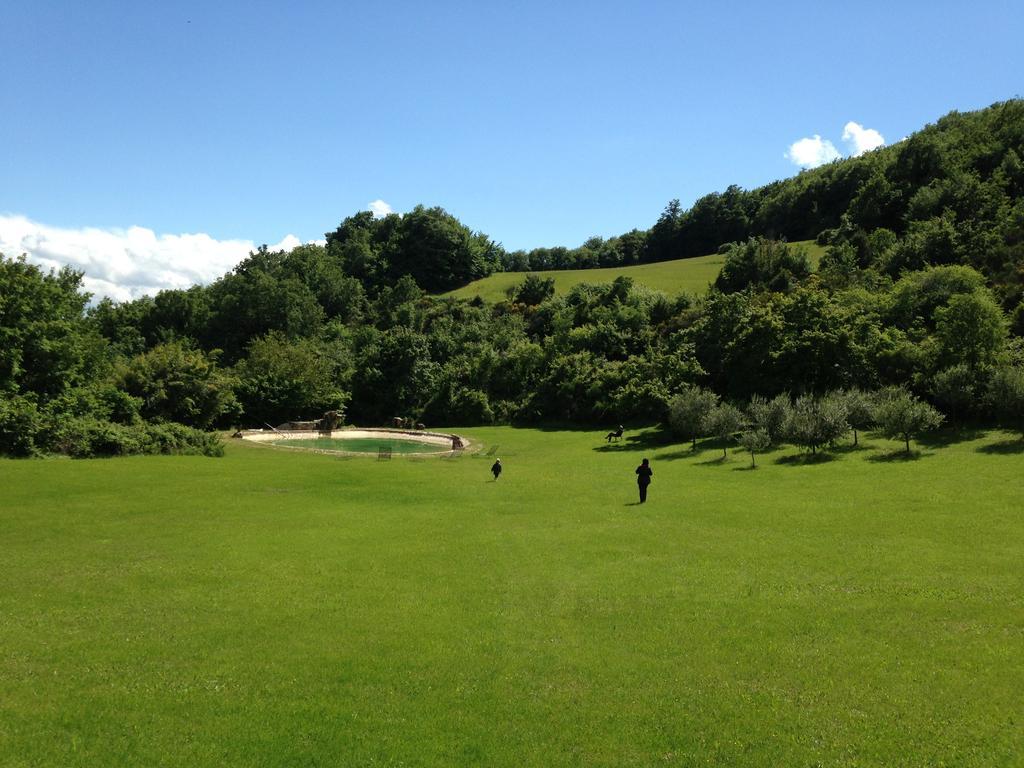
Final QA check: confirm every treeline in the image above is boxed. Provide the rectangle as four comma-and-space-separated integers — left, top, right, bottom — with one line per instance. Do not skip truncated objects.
1, 100, 1023, 457
4, 239, 1023, 458
503, 99, 1024, 290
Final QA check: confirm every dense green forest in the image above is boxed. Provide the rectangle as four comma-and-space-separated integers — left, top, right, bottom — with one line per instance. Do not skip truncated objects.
2, 100, 1024, 457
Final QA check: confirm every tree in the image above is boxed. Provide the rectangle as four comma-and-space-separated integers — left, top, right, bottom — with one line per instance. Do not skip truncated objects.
386, 205, 502, 292
746, 393, 791, 445
738, 428, 771, 468
349, 327, 439, 423
873, 387, 944, 453
929, 365, 982, 423
838, 388, 876, 446
987, 366, 1024, 438
117, 341, 240, 429
934, 289, 1008, 369
714, 238, 811, 294
786, 394, 849, 454
234, 331, 349, 427
0, 254, 107, 402
508, 274, 556, 306
703, 403, 745, 459
667, 386, 719, 449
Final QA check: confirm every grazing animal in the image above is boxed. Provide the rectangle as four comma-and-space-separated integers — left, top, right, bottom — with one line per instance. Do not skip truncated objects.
606, 425, 624, 443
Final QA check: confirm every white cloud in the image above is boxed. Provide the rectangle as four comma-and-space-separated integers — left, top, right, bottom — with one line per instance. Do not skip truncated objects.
787, 121, 887, 168
0, 214, 308, 302
785, 135, 842, 169
368, 199, 393, 218
842, 121, 885, 156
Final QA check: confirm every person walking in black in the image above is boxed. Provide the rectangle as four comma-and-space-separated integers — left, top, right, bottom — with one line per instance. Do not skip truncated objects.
491, 458, 502, 480
635, 458, 652, 503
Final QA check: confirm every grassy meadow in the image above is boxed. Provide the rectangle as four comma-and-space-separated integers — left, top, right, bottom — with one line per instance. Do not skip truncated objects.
2, 425, 1023, 766
441, 241, 825, 302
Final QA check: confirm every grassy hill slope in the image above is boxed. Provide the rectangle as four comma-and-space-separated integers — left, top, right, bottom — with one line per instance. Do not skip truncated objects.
442, 241, 824, 301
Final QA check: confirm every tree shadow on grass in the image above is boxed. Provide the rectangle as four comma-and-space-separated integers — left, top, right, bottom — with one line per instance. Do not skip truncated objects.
977, 438, 1024, 455
733, 463, 759, 472
696, 454, 731, 466
915, 426, 987, 449
652, 447, 701, 461
592, 426, 681, 455
775, 452, 838, 466
866, 449, 934, 463
828, 441, 875, 455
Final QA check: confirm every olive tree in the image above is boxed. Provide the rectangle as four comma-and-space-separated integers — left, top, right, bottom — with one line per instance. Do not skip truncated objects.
738, 428, 771, 468
873, 387, 944, 454
786, 394, 849, 454
667, 385, 719, 449
838, 388, 875, 446
703, 402, 745, 459
746, 393, 792, 445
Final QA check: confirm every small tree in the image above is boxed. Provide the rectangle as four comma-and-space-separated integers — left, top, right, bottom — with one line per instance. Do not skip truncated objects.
738, 428, 771, 468
839, 388, 875, 446
747, 393, 792, 445
667, 386, 719, 449
987, 366, 1024, 438
786, 394, 849, 454
508, 273, 556, 306
930, 365, 981, 424
703, 403, 745, 459
873, 387, 944, 454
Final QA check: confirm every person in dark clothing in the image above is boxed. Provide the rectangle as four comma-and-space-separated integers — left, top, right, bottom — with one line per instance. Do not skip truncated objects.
491, 458, 502, 480
635, 458, 652, 503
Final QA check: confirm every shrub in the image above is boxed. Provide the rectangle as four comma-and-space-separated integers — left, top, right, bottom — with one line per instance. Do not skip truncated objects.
46, 417, 146, 458
0, 395, 43, 457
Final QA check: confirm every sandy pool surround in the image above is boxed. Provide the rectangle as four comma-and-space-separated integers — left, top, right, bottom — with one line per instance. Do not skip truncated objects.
238, 428, 469, 455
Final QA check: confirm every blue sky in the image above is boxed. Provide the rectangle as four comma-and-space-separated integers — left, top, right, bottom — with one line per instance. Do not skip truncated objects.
2, 0, 1021, 298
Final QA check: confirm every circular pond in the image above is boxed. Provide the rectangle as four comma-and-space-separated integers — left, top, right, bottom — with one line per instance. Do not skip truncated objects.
272, 436, 451, 454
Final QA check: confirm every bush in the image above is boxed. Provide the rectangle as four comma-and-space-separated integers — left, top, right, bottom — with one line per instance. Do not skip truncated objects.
0, 395, 44, 457
46, 417, 146, 458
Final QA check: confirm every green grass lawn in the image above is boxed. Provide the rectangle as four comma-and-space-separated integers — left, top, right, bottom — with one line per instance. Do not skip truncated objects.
441, 241, 825, 302
2, 426, 1022, 766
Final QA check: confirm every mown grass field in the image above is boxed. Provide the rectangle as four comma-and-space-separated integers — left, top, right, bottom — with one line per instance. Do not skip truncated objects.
2, 425, 1022, 766
441, 241, 825, 302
